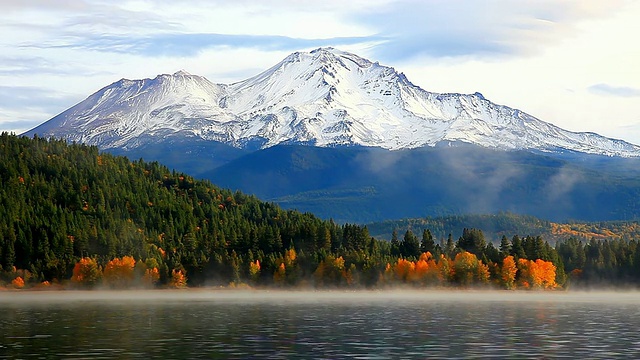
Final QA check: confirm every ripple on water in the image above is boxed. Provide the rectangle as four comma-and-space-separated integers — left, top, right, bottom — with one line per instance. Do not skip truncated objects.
2, 291, 640, 358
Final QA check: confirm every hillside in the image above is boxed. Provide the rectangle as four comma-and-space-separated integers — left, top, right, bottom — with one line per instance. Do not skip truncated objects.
0, 133, 359, 286
206, 144, 640, 223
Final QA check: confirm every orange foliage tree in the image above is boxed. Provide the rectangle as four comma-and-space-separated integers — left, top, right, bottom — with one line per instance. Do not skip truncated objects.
11, 276, 25, 289
533, 259, 557, 289
103, 256, 136, 288
392, 258, 415, 282
416, 252, 441, 285
383, 253, 443, 286
517, 258, 557, 289
71, 257, 101, 287
500, 256, 518, 289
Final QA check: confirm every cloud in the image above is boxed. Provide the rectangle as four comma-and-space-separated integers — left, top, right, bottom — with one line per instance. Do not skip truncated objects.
0, 55, 110, 77
588, 84, 640, 98
350, 0, 626, 61
1, 0, 91, 12
0, 86, 79, 115
32, 33, 383, 57
0, 85, 83, 134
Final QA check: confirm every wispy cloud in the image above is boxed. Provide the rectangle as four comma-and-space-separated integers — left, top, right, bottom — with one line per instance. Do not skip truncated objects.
0, 55, 110, 77
0, 85, 83, 133
0, 86, 79, 115
351, 0, 626, 61
31, 33, 384, 57
588, 84, 640, 98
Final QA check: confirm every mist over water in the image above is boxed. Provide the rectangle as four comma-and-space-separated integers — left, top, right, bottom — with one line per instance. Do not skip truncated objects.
2, 290, 640, 358
1, 289, 640, 305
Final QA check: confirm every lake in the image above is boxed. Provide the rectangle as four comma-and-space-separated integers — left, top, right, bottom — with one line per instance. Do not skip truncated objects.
1, 290, 639, 358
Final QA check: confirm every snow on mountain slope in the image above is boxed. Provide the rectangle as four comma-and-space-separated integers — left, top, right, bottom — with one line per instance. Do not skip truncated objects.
28, 71, 235, 149
24, 48, 640, 157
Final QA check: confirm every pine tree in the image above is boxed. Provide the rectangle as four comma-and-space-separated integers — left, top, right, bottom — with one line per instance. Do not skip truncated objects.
499, 235, 511, 258
401, 230, 421, 259
420, 229, 435, 254
390, 229, 400, 257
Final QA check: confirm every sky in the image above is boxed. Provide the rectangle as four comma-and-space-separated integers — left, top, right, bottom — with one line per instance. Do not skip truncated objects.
1, 0, 640, 144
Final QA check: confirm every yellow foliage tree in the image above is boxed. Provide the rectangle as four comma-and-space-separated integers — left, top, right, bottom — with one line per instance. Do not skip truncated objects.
169, 269, 187, 288
284, 248, 297, 267
143, 268, 160, 287
436, 255, 450, 282
314, 256, 348, 287
477, 261, 490, 283
451, 252, 489, 286
249, 260, 261, 283
273, 262, 286, 286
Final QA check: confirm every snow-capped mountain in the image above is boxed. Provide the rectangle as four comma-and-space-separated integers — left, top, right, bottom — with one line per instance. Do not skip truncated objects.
24, 47, 640, 157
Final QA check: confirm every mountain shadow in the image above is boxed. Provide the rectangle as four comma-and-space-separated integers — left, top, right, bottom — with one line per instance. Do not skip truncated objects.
204, 144, 640, 223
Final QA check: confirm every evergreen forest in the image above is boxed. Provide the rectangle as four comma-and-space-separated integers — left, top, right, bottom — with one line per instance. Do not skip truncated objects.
1, 133, 640, 290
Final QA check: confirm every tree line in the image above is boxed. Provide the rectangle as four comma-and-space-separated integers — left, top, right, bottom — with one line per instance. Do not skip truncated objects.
0, 133, 639, 289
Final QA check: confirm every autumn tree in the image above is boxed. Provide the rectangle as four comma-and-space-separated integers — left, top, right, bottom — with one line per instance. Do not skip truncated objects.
392, 258, 415, 282
103, 256, 136, 288
249, 260, 261, 283
273, 262, 286, 286
517, 258, 557, 289
500, 256, 517, 289
450, 251, 489, 286
143, 267, 160, 287
11, 276, 25, 289
314, 255, 350, 287
169, 269, 187, 288
71, 257, 101, 287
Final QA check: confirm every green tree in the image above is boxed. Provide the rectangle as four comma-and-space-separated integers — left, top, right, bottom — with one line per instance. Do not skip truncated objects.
420, 229, 435, 254
401, 230, 421, 259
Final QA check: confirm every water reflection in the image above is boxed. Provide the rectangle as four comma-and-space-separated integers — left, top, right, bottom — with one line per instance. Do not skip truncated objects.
1, 290, 640, 358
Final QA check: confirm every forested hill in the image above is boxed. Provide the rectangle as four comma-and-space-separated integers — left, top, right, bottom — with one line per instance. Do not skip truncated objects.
3, 133, 640, 289
367, 213, 640, 245
0, 133, 356, 285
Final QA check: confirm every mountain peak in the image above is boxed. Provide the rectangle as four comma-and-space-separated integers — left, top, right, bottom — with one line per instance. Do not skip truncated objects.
23, 48, 640, 157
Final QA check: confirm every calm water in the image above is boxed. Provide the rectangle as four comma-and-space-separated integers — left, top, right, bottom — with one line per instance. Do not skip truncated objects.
1, 290, 640, 359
